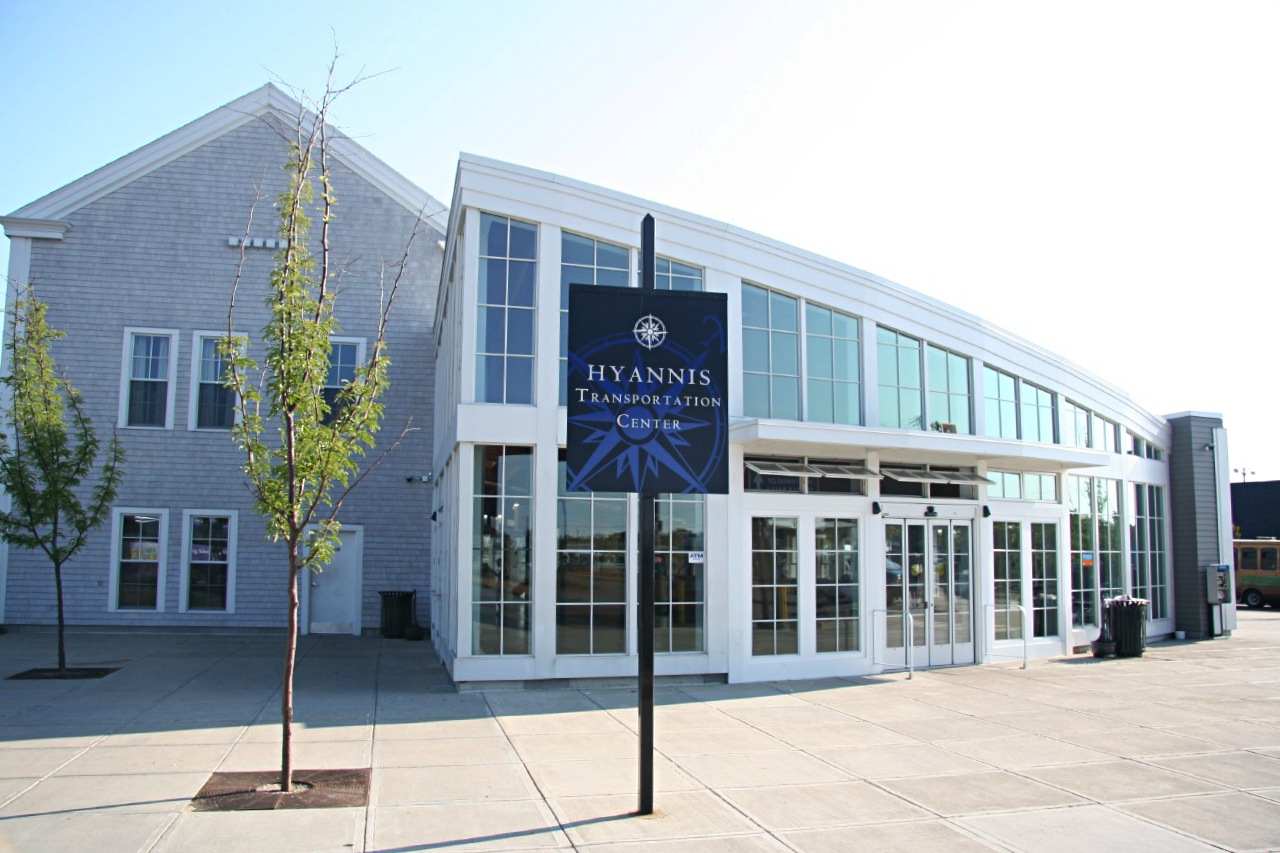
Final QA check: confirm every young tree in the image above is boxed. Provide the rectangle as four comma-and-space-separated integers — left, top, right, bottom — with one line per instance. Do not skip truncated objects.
223, 71, 419, 793
0, 285, 125, 671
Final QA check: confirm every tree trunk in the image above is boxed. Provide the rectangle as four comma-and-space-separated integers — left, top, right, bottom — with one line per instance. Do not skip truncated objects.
54, 560, 66, 672
281, 552, 300, 792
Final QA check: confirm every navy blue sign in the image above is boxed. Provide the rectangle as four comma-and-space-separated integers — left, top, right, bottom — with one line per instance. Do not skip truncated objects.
566, 284, 728, 494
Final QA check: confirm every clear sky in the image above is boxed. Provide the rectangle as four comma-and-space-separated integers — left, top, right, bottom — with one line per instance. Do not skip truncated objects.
2, 0, 1276, 480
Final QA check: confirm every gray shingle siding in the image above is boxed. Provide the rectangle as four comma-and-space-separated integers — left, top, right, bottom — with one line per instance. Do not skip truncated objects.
5, 114, 443, 632
1168, 414, 1226, 638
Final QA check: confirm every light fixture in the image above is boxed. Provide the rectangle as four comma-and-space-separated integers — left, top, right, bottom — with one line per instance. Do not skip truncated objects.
924, 506, 938, 517
405, 473, 434, 483
982, 505, 991, 518
871, 501, 881, 515
430, 511, 438, 522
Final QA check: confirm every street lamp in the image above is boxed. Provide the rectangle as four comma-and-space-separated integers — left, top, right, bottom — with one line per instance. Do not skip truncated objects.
1234, 467, 1256, 482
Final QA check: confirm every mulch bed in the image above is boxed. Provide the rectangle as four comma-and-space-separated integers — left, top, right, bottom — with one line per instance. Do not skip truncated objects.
190, 768, 371, 811
6, 667, 118, 680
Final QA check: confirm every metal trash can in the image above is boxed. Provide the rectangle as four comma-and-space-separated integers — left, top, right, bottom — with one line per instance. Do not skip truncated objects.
378, 590, 415, 639
1107, 596, 1149, 658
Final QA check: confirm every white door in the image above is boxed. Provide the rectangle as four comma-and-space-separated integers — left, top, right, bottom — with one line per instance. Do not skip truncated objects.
882, 519, 975, 668
306, 526, 363, 635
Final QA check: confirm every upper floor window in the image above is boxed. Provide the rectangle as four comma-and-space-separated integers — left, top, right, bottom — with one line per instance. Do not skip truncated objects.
121, 329, 177, 428
876, 327, 922, 429
191, 333, 236, 430
560, 231, 629, 405
1061, 399, 1091, 448
805, 304, 861, 425
1020, 380, 1056, 444
1093, 413, 1119, 453
655, 257, 703, 291
926, 345, 971, 434
983, 367, 1018, 440
476, 213, 536, 405
742, 283, 799, 420
322, 339, 362, 426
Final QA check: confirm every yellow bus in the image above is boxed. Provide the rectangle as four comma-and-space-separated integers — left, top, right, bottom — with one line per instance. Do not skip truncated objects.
1235, 539, 1280, 609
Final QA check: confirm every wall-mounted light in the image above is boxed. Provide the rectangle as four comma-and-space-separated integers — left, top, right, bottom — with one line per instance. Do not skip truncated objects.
430, 511, 438, 522
982, 505, 991, 518
406, 473, 434, 484
924, 506, 938, 517
871, 501, 882, 515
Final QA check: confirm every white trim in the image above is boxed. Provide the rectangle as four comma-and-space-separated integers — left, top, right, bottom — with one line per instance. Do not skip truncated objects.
0, 217, 71, 240
187, 331, 239, 431
109, 508, 169, 612
118, 328, 179, 430
179, 510, 238, 614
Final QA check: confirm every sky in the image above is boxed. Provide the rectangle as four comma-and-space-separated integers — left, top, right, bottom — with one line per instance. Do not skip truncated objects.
2, 0, 1276, 480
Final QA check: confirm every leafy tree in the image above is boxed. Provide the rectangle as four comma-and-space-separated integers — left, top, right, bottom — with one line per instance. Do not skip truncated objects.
223, 72, 419, 792
0, 285, 125, 671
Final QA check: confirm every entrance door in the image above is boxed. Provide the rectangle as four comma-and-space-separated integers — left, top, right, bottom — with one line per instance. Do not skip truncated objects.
306, 526, 363, 635
883, 520, 974, 667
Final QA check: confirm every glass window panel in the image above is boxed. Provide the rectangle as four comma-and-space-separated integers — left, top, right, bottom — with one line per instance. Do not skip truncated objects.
506, 308, 534, 356
769, 291, 798, 331
508, 220, 537, 259
806, 304, 832, 336
507, 260, 536, 307
596, 241, 629, 270
808, 380, 834, 422
481, 213, 508, 257
505, 357, 533, 404
562, 232, 595, 266
771, 331, 798, 375
807, 336, 833, 379
742, 284, 769, 328
742, 329, 770, 373
772, 377, 800, 420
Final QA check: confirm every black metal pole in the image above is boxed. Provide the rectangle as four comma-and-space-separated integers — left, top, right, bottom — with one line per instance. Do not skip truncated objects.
637, 213, 656, 815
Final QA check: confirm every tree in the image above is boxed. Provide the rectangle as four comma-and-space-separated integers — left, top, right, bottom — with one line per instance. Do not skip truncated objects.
223, 70, 419, 793
0, 285, 125, 671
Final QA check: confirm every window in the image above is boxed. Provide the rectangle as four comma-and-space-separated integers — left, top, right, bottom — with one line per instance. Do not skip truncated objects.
1068, 476, 1121, 627
1031, 523, 1059, 637
927, 345, 971, 434
656, 493, 705, 653
983, 367, 1018, 439
182, 511, 235, 612
752, 517, 798, 655
112, 509, 167, 611
473, 445, 534, 654
806, 304, 861, 425
560, 231, 629, 404
993, 522, 1022, 640
655, 257, 703, 291
743, 458, 872, 494
876, 327, 923, 429
879, 465, 988, 500
322, 339, 362, 425
1061, 400, 1090, 448
476, 213, 537, 404
556, 450, 628, 655
987, 471, 1022, 500
1096, 479, 1124, 602
1131, 485, 1167, 619
1025, 473, 1057, 502
815, 518, 859, 653
1093, 414, 1119, 453
191, 333, 236, 430
742, 283, 799, 419
1020, 380, 1056, 443
121, 329, 177, 428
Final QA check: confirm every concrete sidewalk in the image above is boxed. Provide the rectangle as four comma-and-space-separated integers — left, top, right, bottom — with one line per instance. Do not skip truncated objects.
2, 612, 1280, 852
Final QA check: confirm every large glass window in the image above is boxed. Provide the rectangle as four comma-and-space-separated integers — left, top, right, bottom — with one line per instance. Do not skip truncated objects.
1031, 522, 1059, 637
473, 445, 533, 655
1093, 414, 1119, 453
655, 493, 705, 653
805, 304, 861, 425
322, 340, 360, 426
815, 518, 859, 653
877, 327, 923, 429
476, 213, 537, 404
193, 335, 235, 430
557, 451, 628, 655
993, 522, 1022, 640
560, 231, 629, 404
983, 366, 1018, 439
1067, 475, 1096, 627
115, 511, 164, 610
655, 257, 703, 291
1131, 484, 1168, 620
1020, 380, 1056, 443
185, 513, 233, 611
125, 332, 174, 428
742, 284, 800, 419
1025, 473, 1057, 502
751, 516, 798, 655
927, 345, 971, 434
1096, 479, 1124, 603
1061, 400, 1091, 448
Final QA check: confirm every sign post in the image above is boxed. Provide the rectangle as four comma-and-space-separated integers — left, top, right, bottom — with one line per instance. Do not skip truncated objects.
565, 214, 728, 816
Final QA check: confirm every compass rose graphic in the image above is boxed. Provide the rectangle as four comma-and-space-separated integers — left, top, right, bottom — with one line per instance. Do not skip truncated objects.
633, 314, 666, 349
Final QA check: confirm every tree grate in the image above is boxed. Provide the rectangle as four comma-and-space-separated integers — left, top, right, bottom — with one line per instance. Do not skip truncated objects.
190, 768, 370, 811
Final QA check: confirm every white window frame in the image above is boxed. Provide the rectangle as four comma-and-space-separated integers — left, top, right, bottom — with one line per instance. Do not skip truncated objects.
188, 331, 241, 431
179, 509, 238, 613
323, 336, 366, 421
109, 507, 169, 612
119, 328, 179, 430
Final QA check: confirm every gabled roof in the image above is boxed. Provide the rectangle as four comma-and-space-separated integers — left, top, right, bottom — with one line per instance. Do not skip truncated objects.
5, 83, 448, 233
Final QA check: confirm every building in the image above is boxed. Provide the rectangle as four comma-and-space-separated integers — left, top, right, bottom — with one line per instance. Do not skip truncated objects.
0, 86, 446, 635
429, 154, 1235, 684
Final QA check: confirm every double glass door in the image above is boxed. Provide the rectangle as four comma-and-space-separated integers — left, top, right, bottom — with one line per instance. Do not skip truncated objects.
883, 520, 974, 667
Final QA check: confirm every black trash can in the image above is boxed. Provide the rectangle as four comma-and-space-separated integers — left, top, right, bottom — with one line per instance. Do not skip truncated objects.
1107, 596, 1149, 657
378, 590, 415, 639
